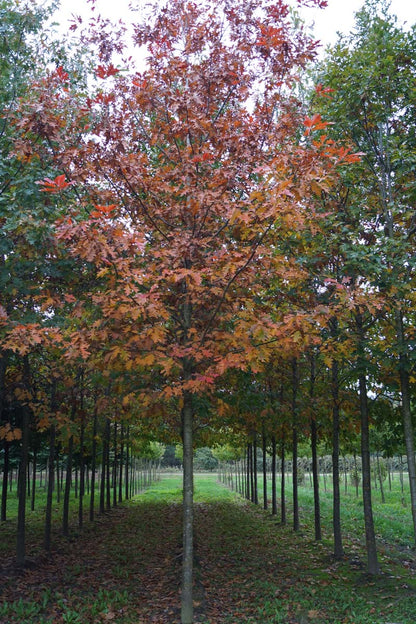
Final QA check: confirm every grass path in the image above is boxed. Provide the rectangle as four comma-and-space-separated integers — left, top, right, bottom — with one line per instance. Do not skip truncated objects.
1, 474, 416, 623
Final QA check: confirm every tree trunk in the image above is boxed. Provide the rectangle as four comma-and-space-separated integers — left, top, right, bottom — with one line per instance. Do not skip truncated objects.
377, 454, 385, 504
44, 424, 55, 552
356, 311, 379, 574
56, 454, 61, 504
181, 394, 194, 624
309, 353, 321, 541
281, 437, 286, 525
331, 356, 343, 559
311, 417, 321, 541
31, 448, 37, 512
79, 415, 85, 528
17, 356, 31, 567
0, 353, 8, 521
105, 419, 111, 510
292, 358, 299, 532
396, 309, 416, 542
62, 434, 74, 537
90, 401, 98, 521
262, 427, 267, 510
113, 422, 118, 507
249, 443, 254, 502
125, 426, 130, 500
1, 440, 9, 522
253, 434, 258, 505
119, 423, 124, 503
271, 435, 277, 516
100, 423, 107, 514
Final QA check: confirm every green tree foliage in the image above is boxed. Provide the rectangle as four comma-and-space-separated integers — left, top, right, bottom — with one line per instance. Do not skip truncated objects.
314, 0, 416, 544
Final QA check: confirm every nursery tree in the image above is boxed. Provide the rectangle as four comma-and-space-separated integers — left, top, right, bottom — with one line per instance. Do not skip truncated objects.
12, 0, 360, 618
315, 0, 416, 542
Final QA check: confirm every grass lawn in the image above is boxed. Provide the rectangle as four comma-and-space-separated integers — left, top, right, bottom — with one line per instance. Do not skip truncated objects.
0, 473, 415, 623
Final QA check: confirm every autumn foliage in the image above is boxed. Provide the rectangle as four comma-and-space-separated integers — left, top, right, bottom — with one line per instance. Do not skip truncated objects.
1, 0, 369, 619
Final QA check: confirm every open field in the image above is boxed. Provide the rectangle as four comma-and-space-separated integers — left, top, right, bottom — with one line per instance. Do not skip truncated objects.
0, 473, 415, 623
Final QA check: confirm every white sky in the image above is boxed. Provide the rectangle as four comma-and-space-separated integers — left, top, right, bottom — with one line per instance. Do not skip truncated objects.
301, 0, 416, 48
54, 0, 416, 48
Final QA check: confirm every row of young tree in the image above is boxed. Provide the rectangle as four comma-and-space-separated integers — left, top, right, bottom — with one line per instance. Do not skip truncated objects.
0, 0, 415, 622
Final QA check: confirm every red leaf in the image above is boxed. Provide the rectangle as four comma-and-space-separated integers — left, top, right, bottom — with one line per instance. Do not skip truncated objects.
36, 174, 75, 193
95, 64, 120, 79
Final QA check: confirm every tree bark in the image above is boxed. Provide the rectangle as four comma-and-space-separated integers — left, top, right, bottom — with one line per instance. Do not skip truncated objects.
309, 353, 321, 541
79, 415, 85, 528
105, 418, 111, 510
100, 421, 107, 514
113, 422, 118, 507
311, 417, 321, 541
253, 434, 258, 505
281, 436, 286, 525
356, 311, 379, 574
125, 425, 130, 501
181, 393, 194, 624
262, 426, 267, 510
44, 423, 55, 552
31, 448, 37, 512
119, 422, 124, 503
62, 434, 74, 537
17, 356, 31, 567
90, 400, 98, 521
331, 356, 343, 559
1, 439, 9, 522
0, 352, 8, 522
396, 309, 416, 542
292, 358, 299, 532
271, 435, 277, 516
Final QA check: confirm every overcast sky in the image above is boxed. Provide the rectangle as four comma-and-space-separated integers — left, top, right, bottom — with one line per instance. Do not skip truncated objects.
55, 0, 416, 49
302, 0, 416, 48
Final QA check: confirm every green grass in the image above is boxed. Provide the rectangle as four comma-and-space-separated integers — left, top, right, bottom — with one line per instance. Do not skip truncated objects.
0, 473, 415, 623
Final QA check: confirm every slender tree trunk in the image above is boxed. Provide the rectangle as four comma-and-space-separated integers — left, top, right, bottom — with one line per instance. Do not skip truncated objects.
354, 452, 359, 498
44, 423, 55, 552
119, 423, 124, 503
262, 426, 267, 510
309, 353, 321, 541
387, 458, 392, 492
100, 423, 107, 514
311, 418, 321, 541
79, 416, 85, 528
359, 370, 380, 574
0, 353, 8, 521
396, 310, 416, 542
62, 434, 74, 537
281, 437, 286, 525
246, 444, 251, 501
181, 393, 194, 624
249, 443, 254, 502
105, 419, 111, 510
90, 401, 98, 522
17, 356, 31, 567
113, 422, 118, 507
125, 426, 130, 501
27, 461, 31, 500
356, 311, 379, 574
271, 435, 277, 516
253, 434, 258, 505
292, 358, 299, 532
331, 356, 343, 559
377, 454, 385, 504
1, 440, 9, 522
56, 454, 61, 504
31, 448, 37, 512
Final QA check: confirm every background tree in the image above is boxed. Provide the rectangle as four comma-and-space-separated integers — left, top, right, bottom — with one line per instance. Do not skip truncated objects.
315, 0, 416, 542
